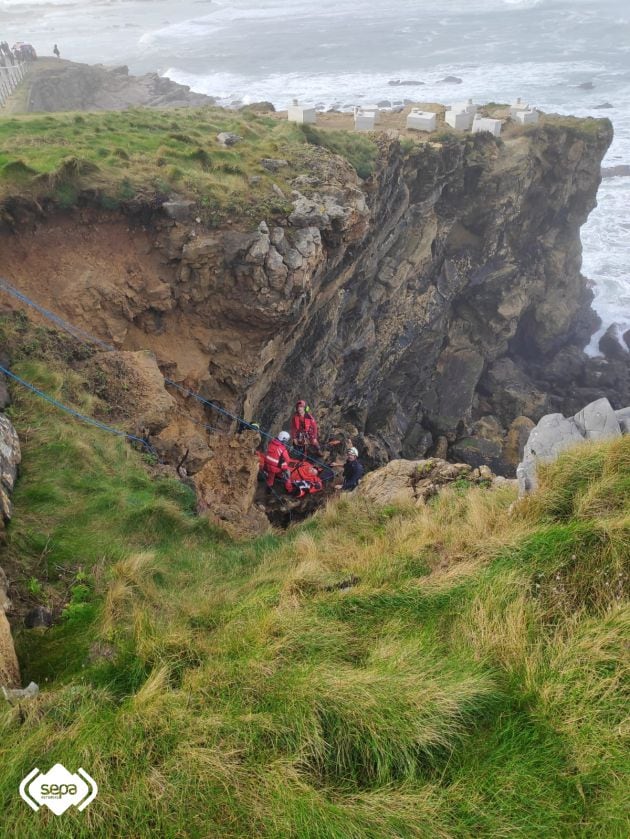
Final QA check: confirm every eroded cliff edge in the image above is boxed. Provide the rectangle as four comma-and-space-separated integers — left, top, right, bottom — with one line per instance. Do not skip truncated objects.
1, 118, 622, 474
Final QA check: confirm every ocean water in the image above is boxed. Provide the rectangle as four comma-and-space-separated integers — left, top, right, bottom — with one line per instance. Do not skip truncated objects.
1, 0, 628, 351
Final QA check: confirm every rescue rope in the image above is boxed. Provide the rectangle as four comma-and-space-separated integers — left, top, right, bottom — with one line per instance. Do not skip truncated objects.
0, 278, 115, 352
0, 277, 335, 478
0, 364, 158, 456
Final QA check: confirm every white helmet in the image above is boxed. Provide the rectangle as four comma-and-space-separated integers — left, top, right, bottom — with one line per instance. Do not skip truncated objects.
278, 430, 290, 443
347, 447, 359, 457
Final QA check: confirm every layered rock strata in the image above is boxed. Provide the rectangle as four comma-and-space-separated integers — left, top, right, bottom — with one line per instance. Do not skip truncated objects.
0, 118, 618, 484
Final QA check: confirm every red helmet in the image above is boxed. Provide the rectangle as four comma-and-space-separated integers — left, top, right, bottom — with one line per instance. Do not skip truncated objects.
295, 399, 306, 409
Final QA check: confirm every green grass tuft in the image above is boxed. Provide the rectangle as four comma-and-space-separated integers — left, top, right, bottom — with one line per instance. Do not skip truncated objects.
0, 107, 314, 223
300, 124, 378, 179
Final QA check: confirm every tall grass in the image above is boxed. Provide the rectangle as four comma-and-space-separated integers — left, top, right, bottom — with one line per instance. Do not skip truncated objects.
0, 108, 310, 222
0, 337, 628, 836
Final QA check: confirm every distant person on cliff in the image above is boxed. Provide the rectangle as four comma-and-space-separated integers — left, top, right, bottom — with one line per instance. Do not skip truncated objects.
53, 44, 60, 58
334, 447, 364, 492
290, 399, 321, 458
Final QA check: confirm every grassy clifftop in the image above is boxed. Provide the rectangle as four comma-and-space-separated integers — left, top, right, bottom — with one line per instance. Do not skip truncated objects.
0, 321, 628, 837
0, 107, 378, 224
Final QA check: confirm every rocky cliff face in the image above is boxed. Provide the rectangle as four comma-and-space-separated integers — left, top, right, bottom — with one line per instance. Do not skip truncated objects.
0, 118, 620, 479
0, 401, 21, 689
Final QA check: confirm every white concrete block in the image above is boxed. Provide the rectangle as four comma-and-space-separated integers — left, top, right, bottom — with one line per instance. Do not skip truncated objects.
515, 108, 539, 125
471, 115, 502, 136
445, 109, 474, 131
354, 110, 376, 131
406, 110, 437, 132
361, 104, 381, 123
287, 99, 317, 124
452, 98, 477, 115
509, 97, 528, 117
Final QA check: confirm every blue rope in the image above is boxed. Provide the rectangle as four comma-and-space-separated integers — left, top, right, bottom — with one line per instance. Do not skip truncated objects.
0, 364, 157, 457
0, 278, 115, 352
0, 276, 334, 477
172, 404, 223, 436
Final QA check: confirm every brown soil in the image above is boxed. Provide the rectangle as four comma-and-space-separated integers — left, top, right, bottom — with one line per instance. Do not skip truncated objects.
0, 213, 211, 380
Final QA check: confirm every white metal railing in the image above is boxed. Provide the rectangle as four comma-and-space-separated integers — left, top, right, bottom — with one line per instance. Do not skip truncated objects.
0, 62, 26, 108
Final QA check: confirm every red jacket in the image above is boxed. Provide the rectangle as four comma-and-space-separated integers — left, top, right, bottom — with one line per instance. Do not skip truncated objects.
291, 413, 318, 444
264, 438, 290, 471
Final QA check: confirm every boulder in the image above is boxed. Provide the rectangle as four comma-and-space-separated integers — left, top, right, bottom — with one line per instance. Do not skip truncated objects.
517, 398, 628, 494
162, 200, 195, 221
357, 457, 495, 507
0, 414, 21, 497
573, 397, 621, 441
431, 436, 449, 459
216, 132, 242, 146
0, 418, 20, 689
24, 606, 53, 629
388, 79, 424, 87
598, 324, 629, 361
472, 415, 503, 442
517, 413, 583, 494
450, 437, 503, 473
155, 418, 213, 475
0, 610, 19, 688
193, 431, 269, 537
182, 233, 223, 262
439, 76, 463, 84
91, 351, 175, 435
240, 101, 275, 113
260, 158, 289, 172
615, 407, 630, 434
0, 567, 10, 613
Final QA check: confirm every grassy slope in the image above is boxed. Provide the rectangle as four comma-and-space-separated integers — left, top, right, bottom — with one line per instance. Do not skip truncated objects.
0, 335, 628, 837
0, 108, 378, 224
